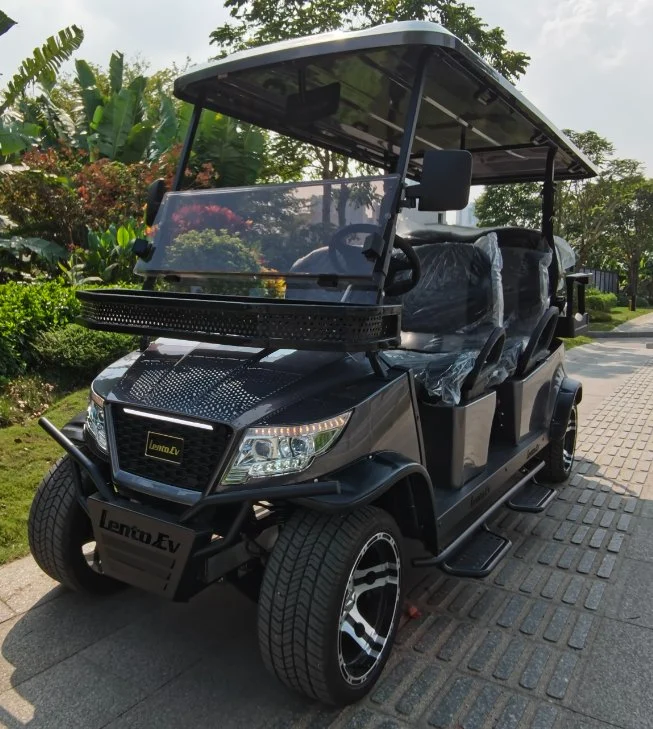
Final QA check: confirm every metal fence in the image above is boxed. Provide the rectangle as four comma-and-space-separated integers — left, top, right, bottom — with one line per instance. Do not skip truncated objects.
579, 267, 619, 294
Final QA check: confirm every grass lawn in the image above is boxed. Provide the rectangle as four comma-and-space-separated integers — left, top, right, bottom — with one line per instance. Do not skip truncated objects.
562, 335, 593, 349
0, 387, 87, 565
589, 306, 653, 332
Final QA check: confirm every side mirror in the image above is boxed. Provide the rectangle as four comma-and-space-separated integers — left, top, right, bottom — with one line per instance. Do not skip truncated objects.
406, 150, 472, 211
145, 179, 167, 227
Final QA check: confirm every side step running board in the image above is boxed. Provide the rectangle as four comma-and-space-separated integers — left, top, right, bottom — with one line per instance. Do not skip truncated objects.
508, 481, 557, 512
441, 525, 511, 577
413, 461, 545, 570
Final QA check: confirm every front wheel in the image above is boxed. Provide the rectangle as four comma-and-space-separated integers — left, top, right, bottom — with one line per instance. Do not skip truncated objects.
28, 455, 123, 595
258, 506, 404, 705
541, 403, 578, 483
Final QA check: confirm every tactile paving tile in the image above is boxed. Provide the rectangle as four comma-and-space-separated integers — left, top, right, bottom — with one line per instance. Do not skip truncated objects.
270, 359, 653, 729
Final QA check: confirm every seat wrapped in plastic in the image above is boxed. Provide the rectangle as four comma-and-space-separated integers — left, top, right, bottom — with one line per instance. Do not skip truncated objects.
384, 233, 503, 404
489, 233, 552, 384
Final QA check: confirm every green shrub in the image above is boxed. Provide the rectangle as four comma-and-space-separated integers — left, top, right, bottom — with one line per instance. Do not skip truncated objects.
34, 324, 136, 378
585, 288, 617, 312
0, 280, 80, 377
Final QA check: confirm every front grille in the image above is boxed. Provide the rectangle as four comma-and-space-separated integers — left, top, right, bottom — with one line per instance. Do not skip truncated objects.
111, 406, 232, 492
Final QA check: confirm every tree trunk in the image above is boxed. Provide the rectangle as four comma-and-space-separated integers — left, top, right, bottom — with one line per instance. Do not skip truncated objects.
629, 256, 640, 311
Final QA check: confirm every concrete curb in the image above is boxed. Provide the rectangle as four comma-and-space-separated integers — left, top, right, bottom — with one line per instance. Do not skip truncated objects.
588, 330, 653, 339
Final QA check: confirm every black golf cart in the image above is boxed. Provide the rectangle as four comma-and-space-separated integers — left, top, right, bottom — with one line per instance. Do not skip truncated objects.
28, 21, 596, 705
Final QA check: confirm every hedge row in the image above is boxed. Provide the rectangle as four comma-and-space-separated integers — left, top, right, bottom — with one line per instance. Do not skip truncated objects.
0, 280, 136, 381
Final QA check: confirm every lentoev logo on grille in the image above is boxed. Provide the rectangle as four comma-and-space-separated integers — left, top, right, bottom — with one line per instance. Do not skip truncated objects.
145, 431, 184, 464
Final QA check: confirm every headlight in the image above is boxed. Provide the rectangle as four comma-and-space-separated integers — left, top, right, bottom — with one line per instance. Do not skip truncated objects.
86, 392, 108, 452
221, 412, 351, 485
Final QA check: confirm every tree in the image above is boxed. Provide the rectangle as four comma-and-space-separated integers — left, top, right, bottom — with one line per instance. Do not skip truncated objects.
0, 12, 84, 157
605, 177, 653, 310
210, 1, 529, 82
474, 130, 645, 270
474, 183, 541, 229
210, 0, 530, 188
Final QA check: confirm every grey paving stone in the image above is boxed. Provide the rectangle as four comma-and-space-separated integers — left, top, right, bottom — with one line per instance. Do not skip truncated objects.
467, 631, 502, 673
460, 684, 501, 729
568, 614, 594, 650
519, 602, 548, 636
449, 585, 480, 614
626, 519, 653, 562
468, 589, 501, 621
541, 572, 564, 599
597, 554, 617, 579
531, 704, 559, 729
79, 606, 212, 693
427, 578, 458, 607
543, 607, 572, 643
554, 522, 574, 542
520, 646, 551, 690
584, 582, 606, 611
493, 638, 525, 681
497, 596, 527, 628
570, 618, 653, 729
538, 544, 561, 566
495, 694, 528, 729
603, 559, 653, 629
599, 512, 615, 528
588, 529, 607, 549
576, 552, 596, 575
0, 653, 143, 729
0, 589, 158, 694
437, 623, 473, 662
617, 514, 632, 532
571, 526, 590, 545
558, 546, 579, 570
414, 616, 452, 654
395, 665, 440, 716
371, 657, 416, 704
607, 533, 625, 553
520, 567, 543, 594
427, 676, 474, 728
547, 652, 578, 699
562, 576, 584, 605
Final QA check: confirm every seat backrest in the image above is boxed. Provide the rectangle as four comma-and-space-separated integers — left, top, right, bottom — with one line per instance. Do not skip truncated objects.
497, 232, 552, 336
399, 235, 503, 336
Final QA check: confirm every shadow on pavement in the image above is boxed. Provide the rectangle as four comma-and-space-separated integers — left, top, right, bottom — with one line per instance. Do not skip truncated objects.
0, 582, 321, 728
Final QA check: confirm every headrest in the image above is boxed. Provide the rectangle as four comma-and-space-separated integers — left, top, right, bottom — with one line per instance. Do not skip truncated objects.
399, 234, 503, 335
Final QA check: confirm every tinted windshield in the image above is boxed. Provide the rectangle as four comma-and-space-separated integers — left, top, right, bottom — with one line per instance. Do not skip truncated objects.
136, 175, 399, 302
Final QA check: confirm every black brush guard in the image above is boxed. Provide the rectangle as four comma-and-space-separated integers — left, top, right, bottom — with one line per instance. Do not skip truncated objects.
77, 289, 402, 351
39, 416, 340, 601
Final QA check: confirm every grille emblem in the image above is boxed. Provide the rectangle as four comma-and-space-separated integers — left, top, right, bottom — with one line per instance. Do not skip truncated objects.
145, 431, 184, 464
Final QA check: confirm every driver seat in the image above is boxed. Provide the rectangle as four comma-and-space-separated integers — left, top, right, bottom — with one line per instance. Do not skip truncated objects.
384, 234, 505, 405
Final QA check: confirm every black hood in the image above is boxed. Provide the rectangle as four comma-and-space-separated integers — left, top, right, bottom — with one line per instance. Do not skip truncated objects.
94, 340, 372, 428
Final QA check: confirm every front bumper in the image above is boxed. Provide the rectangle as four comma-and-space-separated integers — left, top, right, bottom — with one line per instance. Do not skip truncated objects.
40, 416, 339, 600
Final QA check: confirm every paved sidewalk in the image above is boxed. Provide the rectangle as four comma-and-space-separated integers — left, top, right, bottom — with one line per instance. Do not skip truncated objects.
612, 310, 653, 333
1, 340, 653, 728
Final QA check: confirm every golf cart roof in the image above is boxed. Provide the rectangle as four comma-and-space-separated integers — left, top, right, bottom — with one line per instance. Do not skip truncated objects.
175, 21, 598, 185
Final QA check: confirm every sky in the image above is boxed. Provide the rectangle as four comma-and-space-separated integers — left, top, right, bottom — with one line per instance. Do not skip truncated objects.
2, 0, 651, 173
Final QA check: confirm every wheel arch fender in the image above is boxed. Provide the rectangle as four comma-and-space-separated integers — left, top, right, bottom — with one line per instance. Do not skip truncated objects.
550, 376, 582, 441
292, 452, 438, 552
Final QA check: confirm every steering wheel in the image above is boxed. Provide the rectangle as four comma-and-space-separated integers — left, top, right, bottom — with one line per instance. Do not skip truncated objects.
385, 236, 421, 296
327, 223, 381, 272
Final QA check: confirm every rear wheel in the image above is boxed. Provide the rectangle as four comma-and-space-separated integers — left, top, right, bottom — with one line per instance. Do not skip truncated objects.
28, 455, 122, 595
257, 506, 404, 705
541, 403, 577, 483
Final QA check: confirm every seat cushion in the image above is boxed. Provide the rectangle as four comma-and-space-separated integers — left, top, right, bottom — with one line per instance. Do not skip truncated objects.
383, 349, 479, 406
